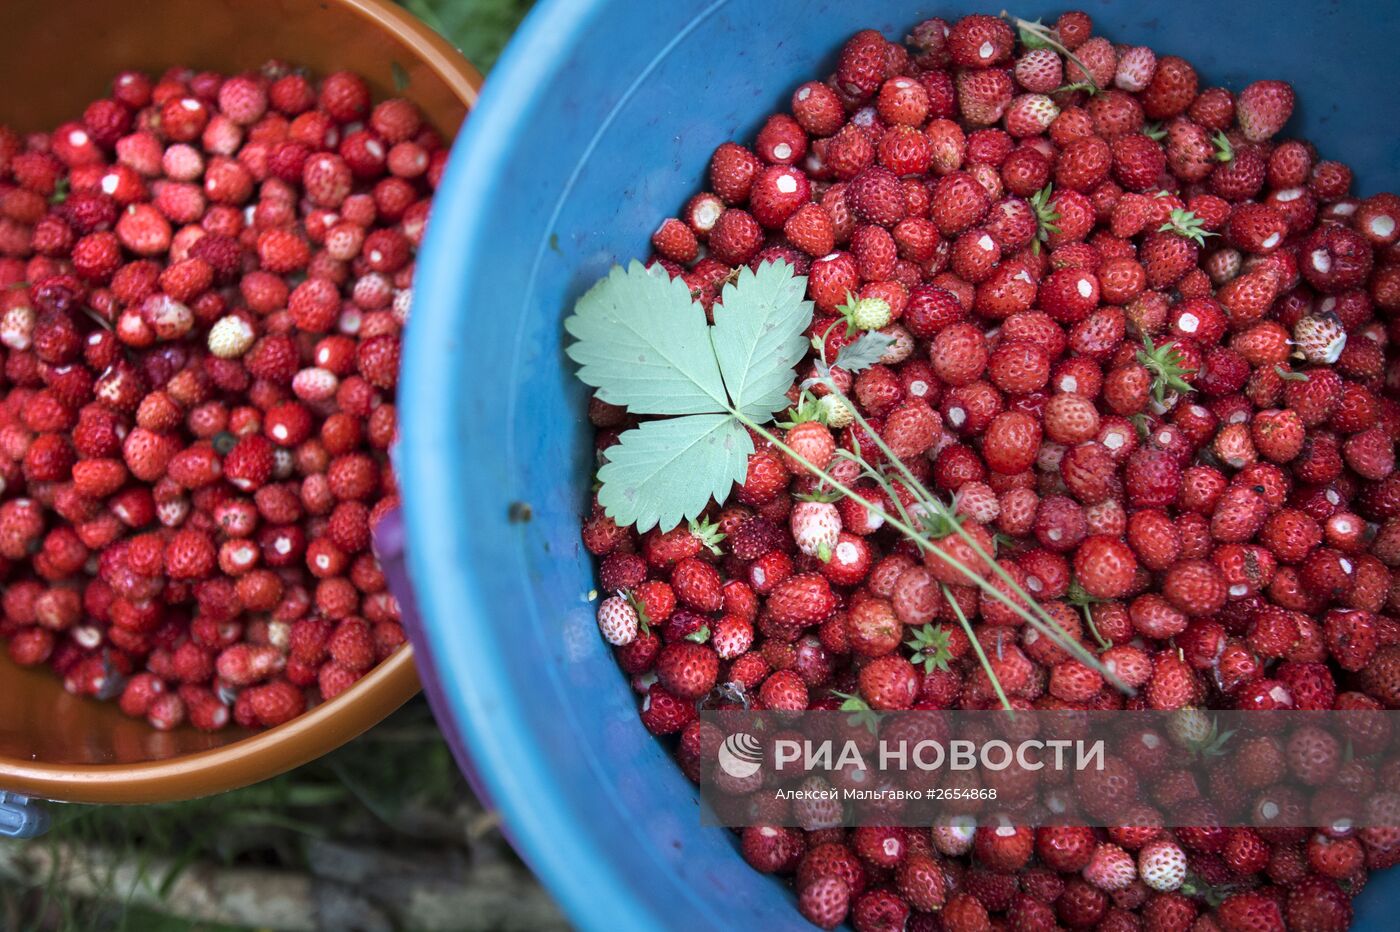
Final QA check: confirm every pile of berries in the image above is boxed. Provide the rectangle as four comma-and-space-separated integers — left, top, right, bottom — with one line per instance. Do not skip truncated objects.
0, 62, 440, 731
581, 10, 1400, 931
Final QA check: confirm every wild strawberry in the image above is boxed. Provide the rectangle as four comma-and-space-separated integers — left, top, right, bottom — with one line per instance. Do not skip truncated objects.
1301, 223, 1373, 293
1074, 536, 1138, 599
981, 411, 1040, 474
596, 595, 640, 647
766, 573, 836, 629
790, 500, 841, 560
806, 251, 859, 313
246, 680, 305, 727
655, 641, 718, 699
955, 67, 1013, 128
1084, 842, 1137, 891
1216, 890, 1284, 932
1235, 80, 1295, 142
857, 654, 917, 709
799, 877, 850, 930
1146, 652, 1197, 709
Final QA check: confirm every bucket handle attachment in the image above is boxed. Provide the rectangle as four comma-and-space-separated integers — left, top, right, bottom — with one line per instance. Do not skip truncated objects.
0, 791, 49, 838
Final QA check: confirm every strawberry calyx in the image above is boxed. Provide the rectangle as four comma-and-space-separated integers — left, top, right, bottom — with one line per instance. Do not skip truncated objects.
916, 498, 966, 541
1066, 580, 1112, 649
622, 589, 651, 636
1029, 184, 1061, 253
795, 486, 842, 505
905, 623, 953, 673
836, 291, 891, 335
1212, 130, 1234, 162
1011, 15, 1053, 49
777, 390, 827, 428
1157, 208, 1217, 246
1143, 121, 1167, 141
1166, 708, 1236, 758
688, 516, 726, 555
1138, 334, 1196, 405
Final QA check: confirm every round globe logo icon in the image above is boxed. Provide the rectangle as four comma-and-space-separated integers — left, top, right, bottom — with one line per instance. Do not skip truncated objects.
718, 732, 764, 779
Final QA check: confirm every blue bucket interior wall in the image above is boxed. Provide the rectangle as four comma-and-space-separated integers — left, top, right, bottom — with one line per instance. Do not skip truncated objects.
401, 1, 1400, 928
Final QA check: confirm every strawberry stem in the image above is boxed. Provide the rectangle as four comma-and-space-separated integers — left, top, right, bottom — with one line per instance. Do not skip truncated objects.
1001, 12, 1100, 94
942, 584, 1013, 712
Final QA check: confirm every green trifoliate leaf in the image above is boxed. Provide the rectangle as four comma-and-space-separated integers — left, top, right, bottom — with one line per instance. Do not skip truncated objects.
564, 261, 729, 416
596, 415, 752, 532
567, 259, 813, 531
711, 261, 813, 419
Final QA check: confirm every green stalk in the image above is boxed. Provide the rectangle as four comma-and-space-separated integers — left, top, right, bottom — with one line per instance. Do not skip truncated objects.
727, 406, 1112, 685
809, 371, 1129, 693
1000, 12, 1101, 95
943, 585, 1013, 712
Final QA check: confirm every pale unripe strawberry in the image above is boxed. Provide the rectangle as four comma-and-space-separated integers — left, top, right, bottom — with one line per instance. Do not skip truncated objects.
819, 394, 854, 428
0, 305, 35, 351
597, 596, 639, 646
208, 315, 256, 358
1137, 838, 1187, 891
1293, 313, 1347, 364
842, 295, 891, 331
790, 501, 841, 559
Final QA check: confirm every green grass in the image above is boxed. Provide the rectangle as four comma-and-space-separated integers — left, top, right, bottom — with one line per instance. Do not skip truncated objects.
2, 6, 536, 929
402, 0, 536, 72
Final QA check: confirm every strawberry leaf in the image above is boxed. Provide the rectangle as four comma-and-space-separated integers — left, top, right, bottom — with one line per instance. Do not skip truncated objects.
565, 261, 729, 415
569, 260, 813, 530
711, 261, 813, 419
596, 415, 753, 532
833, 329, 896, 373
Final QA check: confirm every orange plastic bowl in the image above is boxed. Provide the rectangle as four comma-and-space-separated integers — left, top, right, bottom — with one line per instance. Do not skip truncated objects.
0, 0, 480, 804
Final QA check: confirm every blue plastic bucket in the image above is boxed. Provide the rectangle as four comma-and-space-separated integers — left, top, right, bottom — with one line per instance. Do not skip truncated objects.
398, 1, 1400, 928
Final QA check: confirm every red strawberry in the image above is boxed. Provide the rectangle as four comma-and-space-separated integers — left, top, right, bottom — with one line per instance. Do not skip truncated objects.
835, 30, 888, 99
799, 877, 850, 929
655, 641, 718, 700
956, 68, 1014, 127
1084, 842, 1137, 891
1141, 57, 1198, 119
1074, 535, 1138, 599
1235, 80, 1295, 142
858, 654, 918, 709
766, 573, 837, 629
1216, 890, 1285, 932
671, 556, 723, 612
1145, 652, 1197, 710
946, 14, 1013, 68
